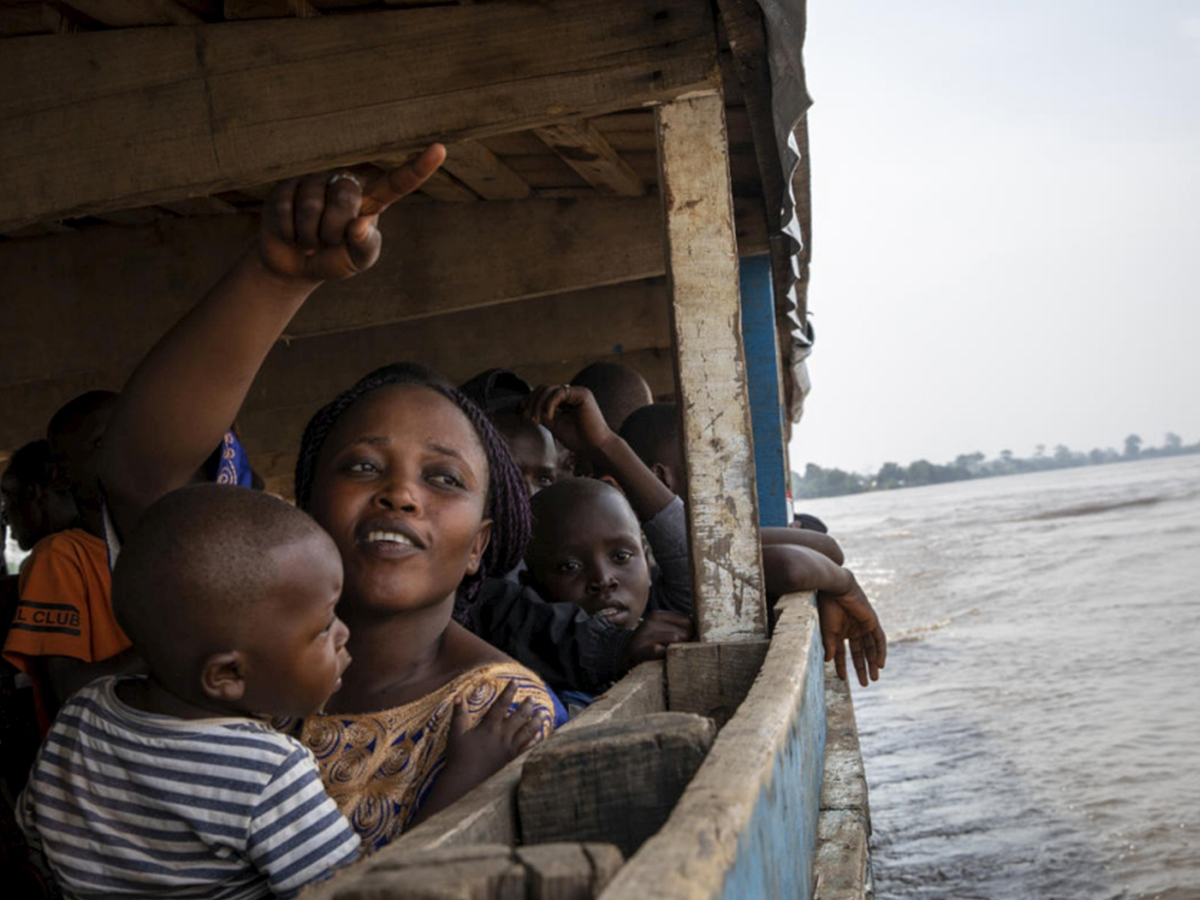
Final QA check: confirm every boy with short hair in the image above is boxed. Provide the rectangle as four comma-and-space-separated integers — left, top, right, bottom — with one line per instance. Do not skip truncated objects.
18, 484, 360, 899
524, 477, 689, 629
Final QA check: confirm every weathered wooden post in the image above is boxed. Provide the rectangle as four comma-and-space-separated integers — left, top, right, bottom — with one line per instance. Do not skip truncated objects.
655, 89, 769, 645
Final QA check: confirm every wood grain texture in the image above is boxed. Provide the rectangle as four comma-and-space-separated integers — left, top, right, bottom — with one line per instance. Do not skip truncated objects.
655, 91, 768, 643
665, 639, 769, 728
533, 122, 645, 197
0, 195, 661, 381
517, 843, 625, 900
813, 662, 872, 900
224, 0, 320, 20
414, 169, 479, 202
328, 844, 526, 900
0, 0, 718, 229
60, 0, 202, 26
518, 713, 716, 857
442, 140, 531, 201
596, 592, 822, 900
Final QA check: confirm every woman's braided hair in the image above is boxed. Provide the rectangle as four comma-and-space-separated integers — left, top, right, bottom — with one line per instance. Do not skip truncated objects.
294, 362, 532, 617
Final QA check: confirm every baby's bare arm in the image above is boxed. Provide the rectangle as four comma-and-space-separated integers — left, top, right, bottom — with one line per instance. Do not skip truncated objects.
410, 681, 546, 827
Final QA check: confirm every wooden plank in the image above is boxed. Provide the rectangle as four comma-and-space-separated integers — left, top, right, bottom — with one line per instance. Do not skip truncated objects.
665, 639, 769, 728
94, 208, 166, 227
59, 0, 202, 26
331, 844, 527, 900
441, 140, 530, 201
0, 196, 660, 384
655, 91, 767, 644
224, 0, 320, 19
534, 122, 645, 197
518, 713, 716, 857
156, 195, 240, 216
415, 168, 479, 202
0, 2, 65, 37
0, 0, 719, 230
738, 255, 791, 526
814, 665, 871, 900
517, 843, 625, 900
597, 593, 824, 900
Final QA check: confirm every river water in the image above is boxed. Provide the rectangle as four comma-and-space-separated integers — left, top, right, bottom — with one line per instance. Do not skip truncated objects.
801, 455, 1200, 900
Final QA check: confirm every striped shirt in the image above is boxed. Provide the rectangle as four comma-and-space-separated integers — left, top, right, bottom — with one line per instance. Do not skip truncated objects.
17, 677, 360, 899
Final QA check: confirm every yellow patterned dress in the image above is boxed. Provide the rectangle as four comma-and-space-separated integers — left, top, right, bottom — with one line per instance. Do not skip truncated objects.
296, 662, 554, 851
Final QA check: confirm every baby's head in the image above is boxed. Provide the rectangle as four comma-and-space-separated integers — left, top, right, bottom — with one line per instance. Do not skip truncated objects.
524, 478, 650, 629
113, 484, 349, 718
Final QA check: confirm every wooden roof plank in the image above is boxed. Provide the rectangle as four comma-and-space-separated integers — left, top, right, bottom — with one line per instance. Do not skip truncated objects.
414, 168, 478, 202
533, 121, 645, 197
441, 140, 530, 201
59, 0, 203, 26
224, 0, 320, 20
0, 0, 718, 231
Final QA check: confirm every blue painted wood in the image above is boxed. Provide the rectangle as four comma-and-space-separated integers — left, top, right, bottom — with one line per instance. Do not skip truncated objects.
739, 255, 790, 527
719, 624, 826, 900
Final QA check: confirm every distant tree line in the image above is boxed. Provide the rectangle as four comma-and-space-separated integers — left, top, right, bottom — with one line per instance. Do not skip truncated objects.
791, 433, 1199, 499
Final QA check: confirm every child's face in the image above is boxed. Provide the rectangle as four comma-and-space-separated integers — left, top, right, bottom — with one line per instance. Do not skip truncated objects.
239, 532, 351, 718
528, 492, 651, 629
309, 385, 493, 615
496, 416, 559, 498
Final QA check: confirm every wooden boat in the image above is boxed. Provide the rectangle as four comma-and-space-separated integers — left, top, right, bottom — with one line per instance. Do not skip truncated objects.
0, 1, 871, 897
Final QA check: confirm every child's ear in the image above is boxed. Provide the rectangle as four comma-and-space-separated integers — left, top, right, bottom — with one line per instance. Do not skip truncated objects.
464, 518, 494, 576
651, 463, 679, 495
200, 651, 247, 704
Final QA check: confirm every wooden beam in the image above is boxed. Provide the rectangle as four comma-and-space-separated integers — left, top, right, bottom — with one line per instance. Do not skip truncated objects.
224, 0, 320, 20
441, 140, 530, 201
656, 91, 768, 643
59, 0, 203, 26
533, 122, 645, 197
157, 195, 240, 216
0, 198, 673, 453
0, 196, 661, 380
416, 168, 479, 202
0, 0, 718, 230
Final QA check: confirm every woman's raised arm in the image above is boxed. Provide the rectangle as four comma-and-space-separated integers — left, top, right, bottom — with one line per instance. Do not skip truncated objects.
100, 147, 446, 537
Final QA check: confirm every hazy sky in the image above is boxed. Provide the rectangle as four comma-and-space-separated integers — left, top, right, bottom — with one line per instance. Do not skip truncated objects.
788, 1, 1200, 474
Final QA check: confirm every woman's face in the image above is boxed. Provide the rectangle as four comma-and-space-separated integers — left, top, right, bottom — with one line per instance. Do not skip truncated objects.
309, 385, 493, 614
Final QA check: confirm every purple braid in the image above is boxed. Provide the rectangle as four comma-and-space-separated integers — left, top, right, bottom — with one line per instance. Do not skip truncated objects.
294, 362, 532, 617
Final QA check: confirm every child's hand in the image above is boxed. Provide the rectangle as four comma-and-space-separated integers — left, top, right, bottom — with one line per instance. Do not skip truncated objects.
817, 573, 887, 686
445, 681, 546, 785
524, 385, 614, 460
618, 610, 695, 672
258, 144, 446, 283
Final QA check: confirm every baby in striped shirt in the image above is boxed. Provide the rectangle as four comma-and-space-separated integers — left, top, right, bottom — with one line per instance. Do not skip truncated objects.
18, 484, 361, 899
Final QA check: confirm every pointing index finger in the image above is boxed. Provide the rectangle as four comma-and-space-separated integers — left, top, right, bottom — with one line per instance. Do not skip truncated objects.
358, 143, 447, 218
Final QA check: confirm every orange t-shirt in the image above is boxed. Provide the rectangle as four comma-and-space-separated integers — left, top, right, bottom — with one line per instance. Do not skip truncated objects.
2, 528, 128, 732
